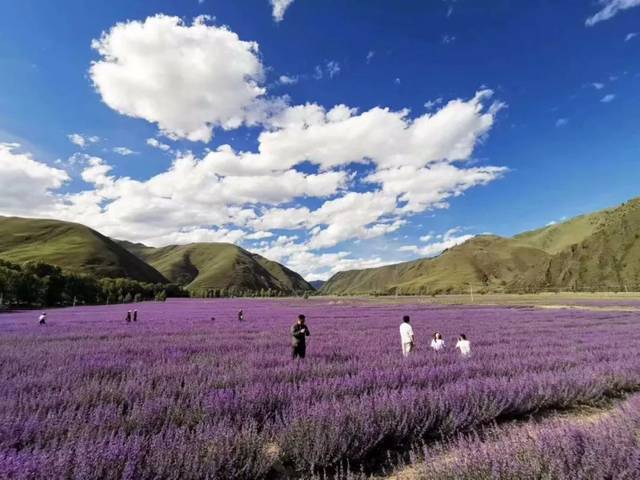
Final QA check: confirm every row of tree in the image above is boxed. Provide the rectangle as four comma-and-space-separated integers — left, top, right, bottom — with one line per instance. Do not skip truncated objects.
0, 259, 188, 308
196, 287, 313, 298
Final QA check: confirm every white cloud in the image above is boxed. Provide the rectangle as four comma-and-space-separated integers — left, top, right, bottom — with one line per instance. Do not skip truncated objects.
326, 61, 341, 78
245, 230, 273, 240
113, 147, 137, 156
67, 133, 100, 148
312, 61, 341, 80
270, 0, 295, 22
424, 97, 443, 110
90, 15, 265, 142
146, 138, 171, 152
601, 93, 616, 102
399, 227, 473, 257
555, 118, 568, 127
0, 143, 69, 215
586, 0, 640, 26
592, 82, 605, 90
366, 50, 375, 63
278, 75, 298, 85
15, 12, 508, 280
260, 89, 503, 171
626, 32, 638, 41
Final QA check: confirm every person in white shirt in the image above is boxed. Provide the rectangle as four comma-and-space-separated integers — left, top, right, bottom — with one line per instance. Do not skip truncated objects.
456, 334, 471, 357
430, 332, 445, 351
38, 312, 46, 325
399, 315, 415, 357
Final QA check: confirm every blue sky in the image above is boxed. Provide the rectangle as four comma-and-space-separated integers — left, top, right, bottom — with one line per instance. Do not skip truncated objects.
0, 0, 638, 280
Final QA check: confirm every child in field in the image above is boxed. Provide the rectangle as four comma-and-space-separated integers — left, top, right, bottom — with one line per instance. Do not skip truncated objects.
456, 334, 471, 357
125, 310, 132, 323
133, 310, 138, 322
238, 309, 244, 321
38, 312, 47, 325
399, 315, 415, 357
430, 332, 445, 351
291, 314, 310, 359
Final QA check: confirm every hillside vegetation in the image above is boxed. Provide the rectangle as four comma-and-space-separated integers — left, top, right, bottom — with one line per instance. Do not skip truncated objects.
321, 198, 640, 295
118, 241, 313, 294
0, 216, 167, 283
0, 217, 313, 295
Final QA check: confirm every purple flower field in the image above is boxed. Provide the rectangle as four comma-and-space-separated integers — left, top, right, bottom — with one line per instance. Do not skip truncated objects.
2, 298, 640, 479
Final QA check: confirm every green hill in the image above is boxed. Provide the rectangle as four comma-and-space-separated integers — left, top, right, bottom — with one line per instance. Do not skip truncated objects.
0, 216, 167, 283
321, 198, 640, 295
117, 240, 314, 294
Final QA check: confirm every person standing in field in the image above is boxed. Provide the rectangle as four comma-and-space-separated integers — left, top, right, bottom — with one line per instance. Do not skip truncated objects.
125, 310, 132, 323
456, 334, 471, 357
399, 315, 415, 357
431, 332, 445, 351
238, 309, 244, 321
38, 312, 47, 325
133, 310, 138, 322
291, 314, 310, 359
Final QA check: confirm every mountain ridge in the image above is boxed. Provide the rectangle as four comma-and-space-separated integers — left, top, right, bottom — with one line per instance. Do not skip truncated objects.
320, 198, 640, 295
0, 216, 313, 294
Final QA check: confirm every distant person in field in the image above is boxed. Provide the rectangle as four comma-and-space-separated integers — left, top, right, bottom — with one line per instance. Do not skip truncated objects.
291, 314, 310, 359
456, 334, 471, 357
133, 310, 138, 322
210, 316, 215, 322
431, 332, 445, 351
399, 315, 415, 357
238, 309, 244, 321
125, 310, 132, 323
38, 312, 47, 325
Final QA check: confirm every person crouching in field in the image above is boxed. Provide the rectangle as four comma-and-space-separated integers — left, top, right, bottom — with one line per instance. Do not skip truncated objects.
38, 312, 47, 325
399, 315, 415, 357
431, 332, 445, 351
291, 314, 310, 359
456, 334, 471, 357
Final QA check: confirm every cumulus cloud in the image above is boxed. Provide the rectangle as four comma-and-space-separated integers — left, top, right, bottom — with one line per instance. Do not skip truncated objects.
68, 133, 100, 148
278, 75, 298, 85
555, 118, 568, 127
260, 90, 503, 171
8, 15, 509, 280
398, 227, 473, 257
270, 0, 295, 22
0, 143, 69, 215
90, 15, 265, 142
113, 147, 137, 155
586, 0, 640, 26
625, 32, 638, 41
601, 93, 616, 102
146, 138, 171, 151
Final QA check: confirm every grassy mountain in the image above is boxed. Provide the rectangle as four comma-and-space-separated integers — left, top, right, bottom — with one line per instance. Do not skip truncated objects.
0, 216, 167, 283
118, 240, 314, 293
321, 198, 640, 295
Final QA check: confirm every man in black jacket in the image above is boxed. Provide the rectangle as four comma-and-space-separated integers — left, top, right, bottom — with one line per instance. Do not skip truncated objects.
291, 314, 310, 359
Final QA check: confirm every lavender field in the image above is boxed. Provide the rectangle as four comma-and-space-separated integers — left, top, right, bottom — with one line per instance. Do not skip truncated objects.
2, 298, 640, 479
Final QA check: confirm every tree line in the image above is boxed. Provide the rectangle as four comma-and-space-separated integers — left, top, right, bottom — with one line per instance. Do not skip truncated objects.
0, 259, 188, 309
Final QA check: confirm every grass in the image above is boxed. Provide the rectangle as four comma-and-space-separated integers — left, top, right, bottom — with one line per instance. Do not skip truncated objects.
119, 241, 313, 293
321, 197, 640, 296
0, 216, 166, 283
